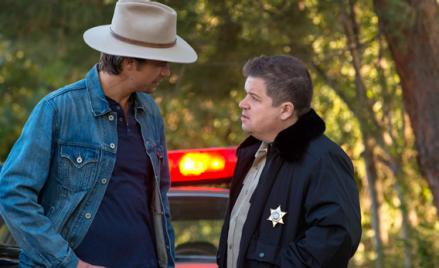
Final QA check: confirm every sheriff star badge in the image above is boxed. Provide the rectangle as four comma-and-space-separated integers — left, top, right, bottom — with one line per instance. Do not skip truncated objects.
267, 205, 287, 227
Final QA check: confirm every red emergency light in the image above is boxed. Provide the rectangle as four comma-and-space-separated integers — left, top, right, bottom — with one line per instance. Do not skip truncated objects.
168, 147, 237, 185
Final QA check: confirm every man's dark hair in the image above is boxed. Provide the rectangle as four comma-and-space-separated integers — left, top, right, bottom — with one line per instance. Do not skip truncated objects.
243, 55, 313, 116
98, 53, 147, 75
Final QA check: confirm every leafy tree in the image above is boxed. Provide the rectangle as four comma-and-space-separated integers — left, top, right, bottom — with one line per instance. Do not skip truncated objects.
1, 1, 438, 267
374, 0, 439, 213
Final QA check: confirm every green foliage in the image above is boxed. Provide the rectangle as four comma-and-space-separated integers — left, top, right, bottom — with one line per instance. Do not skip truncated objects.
0, 39, 47, 158
0, 1, 438, 267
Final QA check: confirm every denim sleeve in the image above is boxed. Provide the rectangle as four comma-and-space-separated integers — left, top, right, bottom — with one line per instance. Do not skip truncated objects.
0, 99, 79, 268
158, 117, 176, 267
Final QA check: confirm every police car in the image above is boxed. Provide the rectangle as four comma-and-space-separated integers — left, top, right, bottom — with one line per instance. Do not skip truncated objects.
0, 147, 236, 267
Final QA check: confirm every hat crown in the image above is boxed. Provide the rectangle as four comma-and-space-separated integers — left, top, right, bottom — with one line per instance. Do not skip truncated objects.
111, 0, 177, 45
83, 0, 197, 63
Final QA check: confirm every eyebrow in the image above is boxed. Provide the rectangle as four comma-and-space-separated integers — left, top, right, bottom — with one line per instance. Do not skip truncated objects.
248, 91, 261, 100
147, 59, 169, 66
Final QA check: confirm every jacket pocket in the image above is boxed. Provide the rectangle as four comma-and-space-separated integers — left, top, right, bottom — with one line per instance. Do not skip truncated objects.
45, 184, 87, 234
246, 238, 280, 267
57, 144, 99, 191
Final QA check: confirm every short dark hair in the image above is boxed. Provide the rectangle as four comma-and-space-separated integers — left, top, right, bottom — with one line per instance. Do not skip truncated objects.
243, 55, 313, 116
98, 53, 147, 75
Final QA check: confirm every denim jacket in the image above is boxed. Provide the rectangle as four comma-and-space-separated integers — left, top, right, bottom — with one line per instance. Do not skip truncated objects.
0, 66, 175, 268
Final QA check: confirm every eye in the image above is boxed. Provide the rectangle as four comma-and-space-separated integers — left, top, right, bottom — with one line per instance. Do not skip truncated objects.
157, 61, 169, 68
149, 60, 169, 67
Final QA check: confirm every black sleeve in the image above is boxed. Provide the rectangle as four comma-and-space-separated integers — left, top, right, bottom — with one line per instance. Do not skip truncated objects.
280, 150, 362, 267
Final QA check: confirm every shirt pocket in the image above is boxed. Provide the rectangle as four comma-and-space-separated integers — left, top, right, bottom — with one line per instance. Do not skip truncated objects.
57, 144, 100, 191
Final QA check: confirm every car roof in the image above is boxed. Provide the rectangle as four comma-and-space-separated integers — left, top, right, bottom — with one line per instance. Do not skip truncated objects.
168, 186, 228, 221
169, 186, 228, 197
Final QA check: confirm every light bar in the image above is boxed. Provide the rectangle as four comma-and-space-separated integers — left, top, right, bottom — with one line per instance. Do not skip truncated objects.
168, 147, 237, 185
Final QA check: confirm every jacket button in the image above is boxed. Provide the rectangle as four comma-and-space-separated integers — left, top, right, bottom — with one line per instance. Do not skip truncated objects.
259, 252, 265, 258
101, 178, 108, 184
76, 156, 83, 164
110, 143, 116, 149
84, 213, 92, 219
108, 115, 114, 121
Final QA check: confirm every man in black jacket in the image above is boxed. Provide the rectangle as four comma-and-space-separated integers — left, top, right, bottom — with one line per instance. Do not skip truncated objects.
217, 55, 361, 268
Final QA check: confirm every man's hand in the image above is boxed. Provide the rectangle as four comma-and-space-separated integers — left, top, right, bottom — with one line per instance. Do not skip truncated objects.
77, 259, 106, 268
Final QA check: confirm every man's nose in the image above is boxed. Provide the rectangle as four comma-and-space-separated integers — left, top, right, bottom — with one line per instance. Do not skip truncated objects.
239, 97, 248, 109
161, 63, 171, 77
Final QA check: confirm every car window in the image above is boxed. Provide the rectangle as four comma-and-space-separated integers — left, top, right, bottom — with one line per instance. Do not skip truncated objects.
169, 189, 228, 259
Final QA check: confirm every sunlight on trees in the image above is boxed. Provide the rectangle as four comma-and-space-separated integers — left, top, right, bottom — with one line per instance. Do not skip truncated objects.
0, 1, 438, 267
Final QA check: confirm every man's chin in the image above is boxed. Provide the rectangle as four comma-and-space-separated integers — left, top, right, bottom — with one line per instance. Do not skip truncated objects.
241, 124, 251, 134
140, 86, 156, 94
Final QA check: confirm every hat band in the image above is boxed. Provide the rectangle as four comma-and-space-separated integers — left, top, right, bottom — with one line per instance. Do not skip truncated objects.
110, 29, 176, 48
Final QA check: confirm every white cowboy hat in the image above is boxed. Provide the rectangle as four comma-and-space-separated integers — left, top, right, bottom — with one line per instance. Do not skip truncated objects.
83, 0, 197, 63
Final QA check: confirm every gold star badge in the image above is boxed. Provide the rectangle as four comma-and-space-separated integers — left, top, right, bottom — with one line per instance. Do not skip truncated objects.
267, 205, 287, 227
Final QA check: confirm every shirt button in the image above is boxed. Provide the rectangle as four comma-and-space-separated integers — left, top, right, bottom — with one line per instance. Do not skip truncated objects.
101, 178, 108, 184
108, 115, 114, 121
228, 245, 232, 250
76, 156, 83, 164
110, 143, 116, 149
259, 252, 265, 258
84, 213, 92, 219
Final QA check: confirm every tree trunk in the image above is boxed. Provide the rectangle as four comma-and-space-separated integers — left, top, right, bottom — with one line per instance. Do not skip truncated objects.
383, 155, 413, 268
363, 136, 385, 268
373, 0, 439, 212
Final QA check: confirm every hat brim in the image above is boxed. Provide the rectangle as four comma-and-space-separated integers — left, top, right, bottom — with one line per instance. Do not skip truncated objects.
83, 25, 197, 63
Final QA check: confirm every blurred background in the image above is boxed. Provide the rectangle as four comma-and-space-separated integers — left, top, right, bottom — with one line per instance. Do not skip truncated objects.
1, 0, 439, 267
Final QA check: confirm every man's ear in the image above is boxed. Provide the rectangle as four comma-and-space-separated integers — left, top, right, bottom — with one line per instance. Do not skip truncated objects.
280, 102, 295, 120
123, 58, 136, 70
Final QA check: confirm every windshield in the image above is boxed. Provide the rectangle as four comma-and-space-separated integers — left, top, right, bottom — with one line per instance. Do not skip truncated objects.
169, 188, 228, 261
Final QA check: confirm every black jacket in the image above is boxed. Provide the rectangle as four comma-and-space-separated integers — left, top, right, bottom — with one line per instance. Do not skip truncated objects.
217, 109, 361, 268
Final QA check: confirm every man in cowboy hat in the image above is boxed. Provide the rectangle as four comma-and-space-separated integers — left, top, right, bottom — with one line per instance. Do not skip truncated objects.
217, 55, 361, 267
0, 1, 196, 267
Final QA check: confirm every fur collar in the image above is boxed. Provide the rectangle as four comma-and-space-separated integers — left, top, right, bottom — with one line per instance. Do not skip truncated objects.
238, 109, 325, 162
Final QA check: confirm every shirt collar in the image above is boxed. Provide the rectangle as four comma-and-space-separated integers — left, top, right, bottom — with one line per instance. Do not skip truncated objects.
86, 65, 145, 116
254, 142, 269, 159
86, 65, 111, 117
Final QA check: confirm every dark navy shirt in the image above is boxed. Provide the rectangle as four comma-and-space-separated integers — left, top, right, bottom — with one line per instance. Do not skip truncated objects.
75, 97, 158, 268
